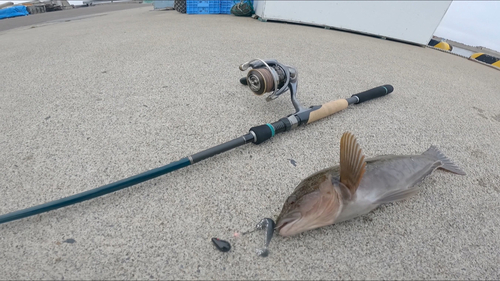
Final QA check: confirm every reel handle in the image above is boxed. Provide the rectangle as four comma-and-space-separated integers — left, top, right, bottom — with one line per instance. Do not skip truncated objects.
306, 85, 394, 124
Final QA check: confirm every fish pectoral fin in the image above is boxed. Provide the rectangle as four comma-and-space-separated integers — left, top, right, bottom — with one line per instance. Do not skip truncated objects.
373, 186, 424, 204
339, 132, 366, 195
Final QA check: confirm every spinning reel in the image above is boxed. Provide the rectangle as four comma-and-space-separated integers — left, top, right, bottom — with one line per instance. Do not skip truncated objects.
239, 59, 306, 114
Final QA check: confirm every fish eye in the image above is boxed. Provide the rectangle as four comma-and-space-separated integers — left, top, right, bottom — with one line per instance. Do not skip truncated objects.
287, 195, 296, 204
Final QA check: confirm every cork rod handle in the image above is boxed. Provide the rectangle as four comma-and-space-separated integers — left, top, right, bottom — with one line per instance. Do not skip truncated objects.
307, 99, 349, 124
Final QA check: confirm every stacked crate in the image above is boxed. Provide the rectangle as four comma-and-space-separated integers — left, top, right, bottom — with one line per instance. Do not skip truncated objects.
186, 0, 220, 14
219, 0, 234, 14
184, 0, 253, 15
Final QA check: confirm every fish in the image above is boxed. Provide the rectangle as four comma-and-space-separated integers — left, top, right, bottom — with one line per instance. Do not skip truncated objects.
275, 131, 466, 237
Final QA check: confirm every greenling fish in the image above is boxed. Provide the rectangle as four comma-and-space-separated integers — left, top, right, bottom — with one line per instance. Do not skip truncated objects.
275, 132, 466, 237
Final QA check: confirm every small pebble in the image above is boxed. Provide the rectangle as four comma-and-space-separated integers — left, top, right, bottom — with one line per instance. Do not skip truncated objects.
211, 238, 231, 252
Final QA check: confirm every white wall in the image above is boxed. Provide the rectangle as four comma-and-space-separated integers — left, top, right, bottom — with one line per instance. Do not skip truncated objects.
254, 0, 453, 45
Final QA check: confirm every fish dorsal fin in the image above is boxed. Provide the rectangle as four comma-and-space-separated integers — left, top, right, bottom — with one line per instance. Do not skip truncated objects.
339, 132, 366, 195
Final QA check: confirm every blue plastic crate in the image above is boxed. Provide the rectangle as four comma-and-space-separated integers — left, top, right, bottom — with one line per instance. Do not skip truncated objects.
219, 0, 234, 14
220, 0, 253, 14
186, 0, 221, 14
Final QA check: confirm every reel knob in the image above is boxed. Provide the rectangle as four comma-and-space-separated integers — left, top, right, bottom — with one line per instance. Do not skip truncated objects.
246, 68, 275, 96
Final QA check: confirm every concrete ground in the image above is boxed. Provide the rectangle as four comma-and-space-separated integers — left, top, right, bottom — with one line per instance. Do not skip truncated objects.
1, 5, 500, 280
0, 2, 144, 32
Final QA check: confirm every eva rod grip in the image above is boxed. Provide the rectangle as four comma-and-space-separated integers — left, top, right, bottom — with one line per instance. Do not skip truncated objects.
306, 99, 348, 124
351, 84, 393, 103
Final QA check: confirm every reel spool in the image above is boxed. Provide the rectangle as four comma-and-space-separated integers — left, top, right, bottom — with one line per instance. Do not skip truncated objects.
245, 63, 286, 96
239, 59, 298, 103
246, 68, 276, 96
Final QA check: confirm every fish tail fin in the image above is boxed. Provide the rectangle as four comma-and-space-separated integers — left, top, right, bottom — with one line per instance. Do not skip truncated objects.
423, 146, 466, 175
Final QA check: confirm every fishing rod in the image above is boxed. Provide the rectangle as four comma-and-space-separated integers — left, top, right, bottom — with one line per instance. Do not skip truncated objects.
0, 58, 394, 225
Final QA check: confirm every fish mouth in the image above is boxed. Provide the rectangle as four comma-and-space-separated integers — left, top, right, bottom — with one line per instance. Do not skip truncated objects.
276, 220, 290, 230
275, 213, 301, 235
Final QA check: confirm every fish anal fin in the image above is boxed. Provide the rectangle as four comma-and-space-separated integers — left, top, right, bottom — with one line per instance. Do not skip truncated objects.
374, 186, 424, 204
339, 132, 366, 195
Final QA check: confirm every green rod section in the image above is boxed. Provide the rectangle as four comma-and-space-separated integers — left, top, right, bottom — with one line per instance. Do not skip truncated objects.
0, 134, 255, 225
0, 158, 191, 225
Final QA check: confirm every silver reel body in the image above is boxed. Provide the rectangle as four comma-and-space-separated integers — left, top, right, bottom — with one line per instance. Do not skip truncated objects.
239, 59, 306, 113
